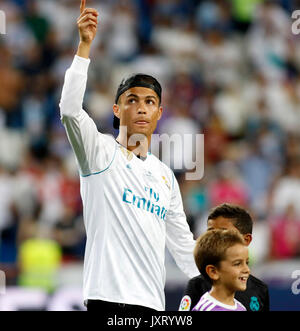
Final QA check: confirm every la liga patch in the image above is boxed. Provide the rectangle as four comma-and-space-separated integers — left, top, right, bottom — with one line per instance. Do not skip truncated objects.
179, 295, 192, 311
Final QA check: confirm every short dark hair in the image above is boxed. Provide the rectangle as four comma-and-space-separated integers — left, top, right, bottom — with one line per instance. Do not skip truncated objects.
207, 203, 253, 235
113, 73, 162, 129
194, 229, 246, 283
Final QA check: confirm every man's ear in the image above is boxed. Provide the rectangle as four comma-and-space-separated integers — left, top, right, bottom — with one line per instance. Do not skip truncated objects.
243, 233, 252, 246
206, 265, 219, 281
113, 104, 120, 119
157, 106, 163, 121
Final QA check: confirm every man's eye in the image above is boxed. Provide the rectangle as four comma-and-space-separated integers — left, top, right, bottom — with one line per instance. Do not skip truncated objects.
129, 99, 136, 103
147, 100, 155, 105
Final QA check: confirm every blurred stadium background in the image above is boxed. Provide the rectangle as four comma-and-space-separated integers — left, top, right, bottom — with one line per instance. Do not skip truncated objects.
0, 0, 300, 311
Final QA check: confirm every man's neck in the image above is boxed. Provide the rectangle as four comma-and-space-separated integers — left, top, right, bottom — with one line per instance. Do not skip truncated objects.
116, 133, 151, 159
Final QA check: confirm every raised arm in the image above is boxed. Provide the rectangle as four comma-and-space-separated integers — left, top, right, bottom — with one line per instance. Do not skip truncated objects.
76, 0, 99, 59
59, 0, 115, 177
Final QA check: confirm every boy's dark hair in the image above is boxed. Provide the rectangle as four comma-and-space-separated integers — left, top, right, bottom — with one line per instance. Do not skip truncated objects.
194, 229, 246, 284
113, 73, 162, 129
207, 203, 253, 235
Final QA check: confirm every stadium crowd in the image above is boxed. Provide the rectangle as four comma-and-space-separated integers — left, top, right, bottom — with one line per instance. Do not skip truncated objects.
0, 0, 300, 292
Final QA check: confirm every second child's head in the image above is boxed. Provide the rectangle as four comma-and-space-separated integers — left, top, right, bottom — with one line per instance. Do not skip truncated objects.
194, 229, 250, 292
206, 203, 253, 246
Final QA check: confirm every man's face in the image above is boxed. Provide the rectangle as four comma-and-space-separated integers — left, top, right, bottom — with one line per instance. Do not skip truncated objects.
207, 216, 238, 233
207, 216, 252, 246
114, 86, 163, 138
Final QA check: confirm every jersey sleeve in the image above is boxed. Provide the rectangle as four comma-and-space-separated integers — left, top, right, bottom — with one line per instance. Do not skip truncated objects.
263, 286, 270, 311
257, 278, 270, 312
178, 276, 210, 311
165, 173, 199, 279
59, 55, 115, 176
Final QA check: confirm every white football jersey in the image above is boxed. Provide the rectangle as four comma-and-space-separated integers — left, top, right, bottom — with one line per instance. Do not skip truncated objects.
59, 55, 199, 311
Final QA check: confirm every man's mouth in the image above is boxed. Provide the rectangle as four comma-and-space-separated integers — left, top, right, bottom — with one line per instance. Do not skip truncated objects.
239, 276, 248, 282
135, 121, 149, 125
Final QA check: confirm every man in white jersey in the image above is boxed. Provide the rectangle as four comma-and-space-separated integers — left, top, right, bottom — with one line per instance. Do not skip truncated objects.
59, 0, 199, 312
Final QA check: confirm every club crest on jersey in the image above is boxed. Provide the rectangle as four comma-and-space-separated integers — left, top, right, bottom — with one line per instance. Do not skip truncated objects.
250, 296, 260, 311
162, 176, 171, 190
120, 146, 133, 161
179, 295, 191, 311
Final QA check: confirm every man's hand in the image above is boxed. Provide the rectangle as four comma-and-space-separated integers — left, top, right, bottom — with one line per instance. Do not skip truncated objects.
76, 0, 99, 58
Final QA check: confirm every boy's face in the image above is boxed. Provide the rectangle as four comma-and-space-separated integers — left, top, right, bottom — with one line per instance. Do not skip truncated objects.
216, 243, 250, 292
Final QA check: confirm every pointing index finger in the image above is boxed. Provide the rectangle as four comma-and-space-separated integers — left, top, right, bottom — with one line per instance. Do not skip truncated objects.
80, 0, 86, 14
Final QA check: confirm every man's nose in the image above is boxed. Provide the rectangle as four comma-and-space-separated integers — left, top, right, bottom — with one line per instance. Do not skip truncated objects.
137, 102, 147, 114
